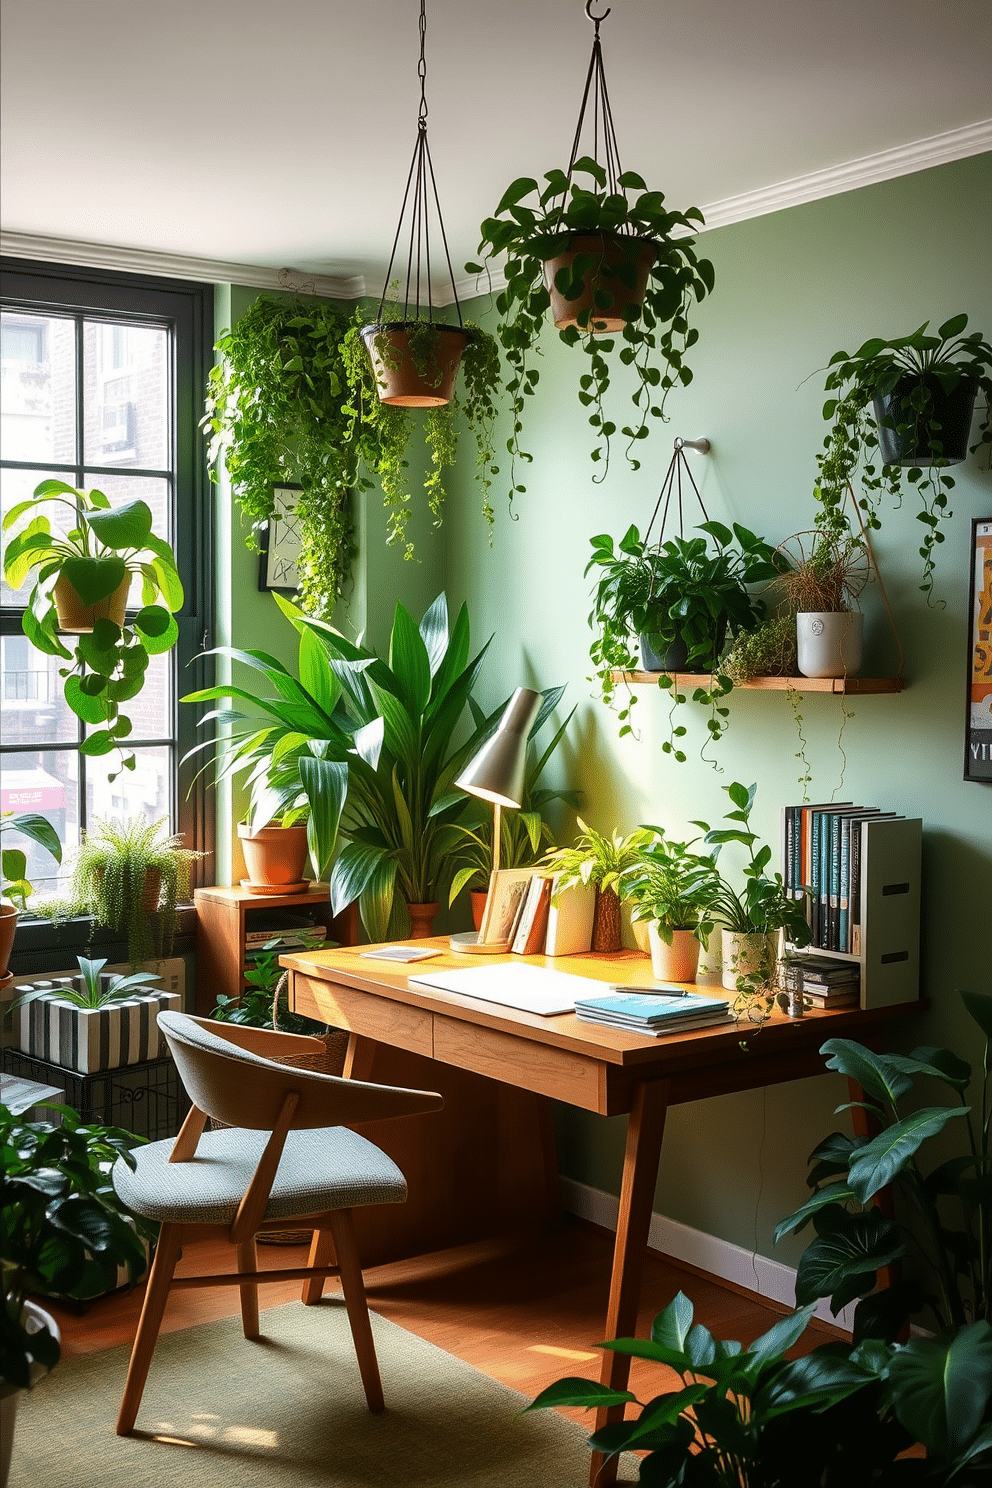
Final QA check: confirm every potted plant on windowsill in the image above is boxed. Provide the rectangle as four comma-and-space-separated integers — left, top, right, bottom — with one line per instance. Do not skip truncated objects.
814, 314, 992, 599
2, 479, 184, 776
470, 158, 715, 494
540, 819, 655, 955
1, 1103, 151, 1488
586, 520, 786, 753
0, 813, 62, 989
621, 830, 720, 983
701, 782, 811, 1001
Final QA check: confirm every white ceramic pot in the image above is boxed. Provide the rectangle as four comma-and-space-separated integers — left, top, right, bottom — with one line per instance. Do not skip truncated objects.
1, 1300, 60, 1487
796, 611, 863, 679
648, 923, 701, 983
721, 930, 777, 992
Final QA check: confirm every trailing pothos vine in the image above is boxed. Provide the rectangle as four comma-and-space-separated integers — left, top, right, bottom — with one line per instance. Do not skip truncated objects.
203, 295, 356, 618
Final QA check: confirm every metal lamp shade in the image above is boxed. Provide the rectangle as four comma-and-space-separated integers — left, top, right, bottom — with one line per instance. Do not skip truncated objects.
455, 688, 542, 808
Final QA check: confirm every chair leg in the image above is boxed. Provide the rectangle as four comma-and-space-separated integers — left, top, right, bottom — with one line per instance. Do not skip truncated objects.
302, 1226, 336, 1306
329, 1209, 383, 1413
237, 1238, 259, 1339
116, 1222, 183, 1435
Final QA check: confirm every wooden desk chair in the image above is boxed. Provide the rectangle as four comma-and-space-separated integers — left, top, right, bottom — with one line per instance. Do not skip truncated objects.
112, 1012, 443, 1436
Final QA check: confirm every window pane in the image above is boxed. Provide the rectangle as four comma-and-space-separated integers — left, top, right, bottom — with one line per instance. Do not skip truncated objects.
1, 632, 79, 743
1, 750, 81, 899
83, 320, 169, 472
1, 466, 77, 610
86, 746, 171, 830
0, 311, 76, 464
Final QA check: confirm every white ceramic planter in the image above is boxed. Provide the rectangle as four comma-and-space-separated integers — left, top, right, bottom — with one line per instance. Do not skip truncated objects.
721, 930, 777, 992
796, 611, 863, 679
648, 924, 701, 983
1, 1300, 60, 1488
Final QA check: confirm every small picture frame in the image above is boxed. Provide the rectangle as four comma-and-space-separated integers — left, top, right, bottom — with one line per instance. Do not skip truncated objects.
479, 868, 537, 946
258, 485, 304, 593
965, 517, 992, 783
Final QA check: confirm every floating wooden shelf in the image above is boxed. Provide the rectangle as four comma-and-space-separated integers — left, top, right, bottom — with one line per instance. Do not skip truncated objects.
611, 672, 904, 694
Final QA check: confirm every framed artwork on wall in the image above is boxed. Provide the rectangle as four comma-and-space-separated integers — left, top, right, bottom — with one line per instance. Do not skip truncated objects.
258, 485, 303, 593
965, 516, 992, 783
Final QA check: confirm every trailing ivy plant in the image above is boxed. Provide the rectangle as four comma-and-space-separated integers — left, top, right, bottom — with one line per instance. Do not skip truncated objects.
341, 314, 501, 558
813, 314, 992, 600
470, 157, 714, 495
203, 295, 357, 618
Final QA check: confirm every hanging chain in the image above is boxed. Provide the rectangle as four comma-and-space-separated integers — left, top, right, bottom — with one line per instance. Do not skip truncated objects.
417, 0, 428, 127
565, 1, 623, 203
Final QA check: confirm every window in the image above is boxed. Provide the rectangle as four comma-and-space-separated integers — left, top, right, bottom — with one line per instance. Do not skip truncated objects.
0, 259, 213, 913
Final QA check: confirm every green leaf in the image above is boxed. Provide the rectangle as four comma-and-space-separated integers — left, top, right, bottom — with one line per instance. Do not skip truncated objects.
388, 602, 433, 717
0, 812, 61, 863
651, 1291, 694, 1353
60, 554, 128, 606
886, 1321, 992, 1458
794, 1209, 904, 1309
299, 756, 347, 880
820, 1039, 914, 1107
133, 604, 171, 638
961, 989, 992, 1043
773, 1181, 859, 1243
524, 1377, 635, 1413
64, 675, 111, 724
87, 499, 153, 550
847, 1106, 969, 1201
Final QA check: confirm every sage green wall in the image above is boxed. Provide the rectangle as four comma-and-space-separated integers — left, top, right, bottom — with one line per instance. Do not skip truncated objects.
440, 153, 992, 1266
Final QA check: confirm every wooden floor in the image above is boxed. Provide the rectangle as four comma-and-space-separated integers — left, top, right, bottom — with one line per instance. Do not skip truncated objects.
48, 1217, 846, 1431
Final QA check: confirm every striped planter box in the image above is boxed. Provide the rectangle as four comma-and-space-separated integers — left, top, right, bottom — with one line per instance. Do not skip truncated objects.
11, 982, 181, 1074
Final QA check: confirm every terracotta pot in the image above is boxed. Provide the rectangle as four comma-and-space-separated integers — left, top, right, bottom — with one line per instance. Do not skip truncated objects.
543, 233, 657, 333
93, 866, 161, 915
360, 322, 470, 408
407, 901, 440, 939
238, 822, 309, 889
591, 885, 622, 954
721, 930, 777, 992
873, 373, 977, 466
648, 923, 701, 983
470, 890, 489, 932
0, 901, 17, 982
796, 611, 863, 679
53, 573, 129, 633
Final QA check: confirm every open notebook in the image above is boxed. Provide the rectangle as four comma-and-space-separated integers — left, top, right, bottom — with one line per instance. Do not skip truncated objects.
407, 962, 592, 1016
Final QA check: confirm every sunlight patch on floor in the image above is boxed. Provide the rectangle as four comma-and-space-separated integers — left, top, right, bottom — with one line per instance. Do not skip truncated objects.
527, 1344, 599, 1361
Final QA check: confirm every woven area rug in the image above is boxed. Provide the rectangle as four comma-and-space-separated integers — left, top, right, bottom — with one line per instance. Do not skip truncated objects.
9, 1299, 641, 1486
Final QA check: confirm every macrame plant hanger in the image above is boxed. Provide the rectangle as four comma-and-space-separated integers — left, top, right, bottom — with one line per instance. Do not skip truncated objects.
564, 3, 625, 205
641, 437, 712, 609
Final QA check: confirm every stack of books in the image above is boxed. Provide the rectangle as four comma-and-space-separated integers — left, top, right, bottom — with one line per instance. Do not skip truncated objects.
244, 910, 327, 959
573, 989, 733, 1037
781, 801, 901, 953
799, 956, 861, 1008
476, 869, 596, 955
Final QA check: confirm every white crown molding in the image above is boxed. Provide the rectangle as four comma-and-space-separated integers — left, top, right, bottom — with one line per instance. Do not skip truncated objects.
3, 121, 988, 305
0, 232, 366, 301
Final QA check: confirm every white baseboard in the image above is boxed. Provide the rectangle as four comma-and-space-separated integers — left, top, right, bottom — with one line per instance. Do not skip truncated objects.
560, 1176, 856, 1335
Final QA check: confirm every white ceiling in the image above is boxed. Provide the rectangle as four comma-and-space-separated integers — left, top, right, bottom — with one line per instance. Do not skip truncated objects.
2, 0, 990, 294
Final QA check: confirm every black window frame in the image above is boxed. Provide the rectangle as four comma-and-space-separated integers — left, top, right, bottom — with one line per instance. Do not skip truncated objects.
1, 256, 215, 971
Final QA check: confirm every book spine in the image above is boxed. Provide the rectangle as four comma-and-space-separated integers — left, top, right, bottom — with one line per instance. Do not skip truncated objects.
809, 812, 821, 945
511, 876, 545, 954
785, 806, 797, 899
524, 878, 553, 955
818, 812, 831, 949
838, 818, 851, 953
829, 813, 842, 951
850, 825, 863, 957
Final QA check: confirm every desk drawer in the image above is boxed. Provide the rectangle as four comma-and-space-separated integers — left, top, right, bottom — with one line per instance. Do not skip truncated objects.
291, 973, 433, 1058
433, 1014, 609, 1113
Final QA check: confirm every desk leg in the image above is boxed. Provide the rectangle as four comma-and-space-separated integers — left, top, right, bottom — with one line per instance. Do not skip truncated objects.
343, 1033, 377, 1082
590, 1077, 671, 1488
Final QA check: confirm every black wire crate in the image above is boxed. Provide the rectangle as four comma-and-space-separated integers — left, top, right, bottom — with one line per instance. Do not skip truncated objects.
2, 1049, 190, 1141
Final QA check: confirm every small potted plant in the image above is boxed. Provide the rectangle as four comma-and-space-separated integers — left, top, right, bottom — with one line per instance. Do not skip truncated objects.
540, 819, 655, 954
621, 830, 720, 983
814, 314, 992, 598
470, 158, 715, 492
586, 520, 786, 754
6, 955, 177, 1074
776, 530, 869, 679
2, 479, 184, 775
702, 782, 811, 999
0, 813, 62, 988
341, 311, 501, 558
36, 816, 201, 970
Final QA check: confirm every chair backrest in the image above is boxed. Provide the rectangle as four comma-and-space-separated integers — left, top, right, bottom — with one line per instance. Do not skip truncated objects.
158, 1012, 442, 1131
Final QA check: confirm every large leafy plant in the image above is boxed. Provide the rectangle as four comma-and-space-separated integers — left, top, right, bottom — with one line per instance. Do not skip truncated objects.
587, 520, 784, 752
814, 314, 992, 599
2, 480, 183, 776
470, 158, 714, 493
1, 1104, 151, 1388
776, 990, 992, 1343
527, 1289, 992, 1484
341, 313, 501, 558
203, 295, 357, 618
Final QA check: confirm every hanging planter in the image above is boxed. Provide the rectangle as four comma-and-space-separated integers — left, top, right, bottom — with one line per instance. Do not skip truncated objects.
53, 573, 129, 634
341, 0, 501, 557
873, 372, 978, 466
471, 2, 714, 495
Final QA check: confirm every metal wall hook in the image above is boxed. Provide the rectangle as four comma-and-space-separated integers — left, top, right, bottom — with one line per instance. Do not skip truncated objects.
585, 1, 612, 24
674, 437, 710, 454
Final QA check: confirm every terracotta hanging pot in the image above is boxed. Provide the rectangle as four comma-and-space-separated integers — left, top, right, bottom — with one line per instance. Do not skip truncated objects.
591, 885, 622, 953
238, 822, 310, 893
360, 322, 470, 407
872, 373, 977, 466
406, 901, 440, 939
648, 924, 701, 984
543, 232, 657, 333
53, 574, 129, 634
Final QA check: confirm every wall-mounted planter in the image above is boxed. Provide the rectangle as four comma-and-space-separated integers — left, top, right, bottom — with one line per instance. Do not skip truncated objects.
543, 232, 656, 333
11, 982, 181, 1073
796, 611, 863, 680
360, 322, 470, 408
872, 373, 977, 466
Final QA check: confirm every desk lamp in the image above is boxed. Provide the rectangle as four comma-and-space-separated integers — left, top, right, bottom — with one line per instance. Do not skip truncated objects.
449, 687, 542, 954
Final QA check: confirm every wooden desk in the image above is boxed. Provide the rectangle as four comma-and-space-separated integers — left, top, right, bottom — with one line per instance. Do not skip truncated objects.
282, 939, 919, 1486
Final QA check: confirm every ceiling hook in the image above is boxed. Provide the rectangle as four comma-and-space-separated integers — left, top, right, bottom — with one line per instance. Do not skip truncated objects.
585, 1, 612, 25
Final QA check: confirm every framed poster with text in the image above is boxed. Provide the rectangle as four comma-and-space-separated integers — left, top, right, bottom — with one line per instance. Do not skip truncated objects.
965, 517, 992, 782
258, 485, 303, 593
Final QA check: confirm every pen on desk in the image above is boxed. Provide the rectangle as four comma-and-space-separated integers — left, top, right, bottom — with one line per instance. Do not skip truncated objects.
609, 985, 691, 996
